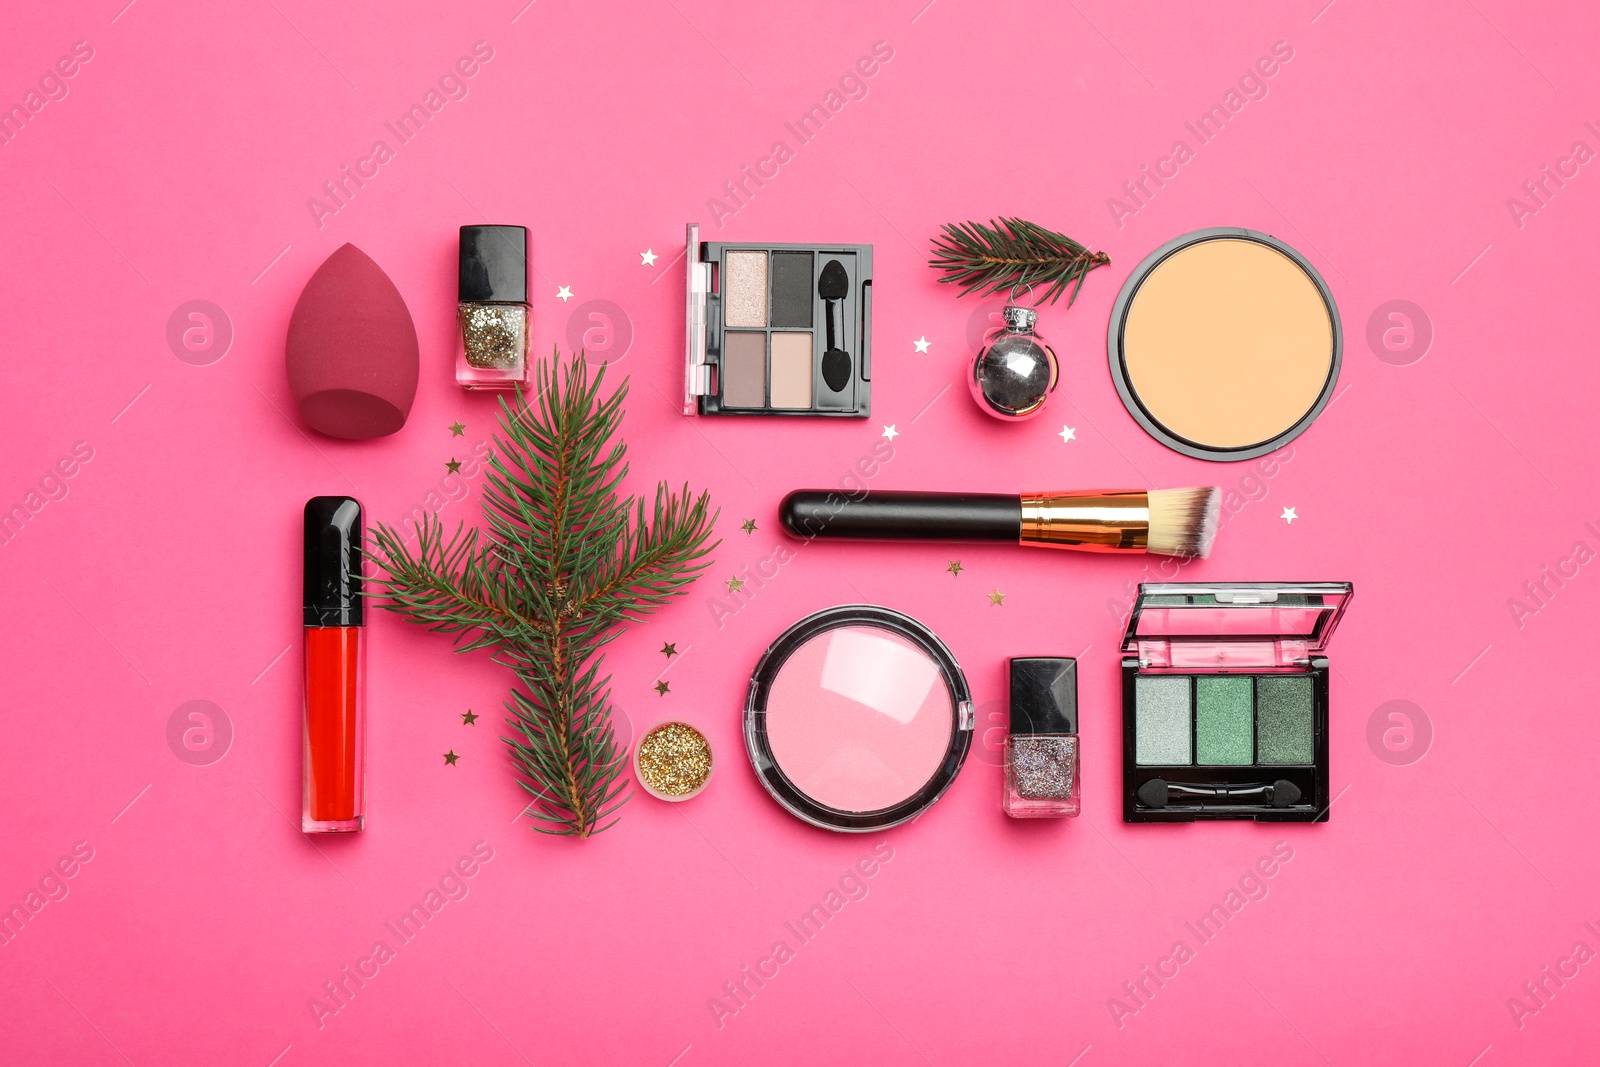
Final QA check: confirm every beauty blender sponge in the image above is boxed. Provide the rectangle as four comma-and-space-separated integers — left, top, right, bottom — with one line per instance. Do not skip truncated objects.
286, 243, 419, 439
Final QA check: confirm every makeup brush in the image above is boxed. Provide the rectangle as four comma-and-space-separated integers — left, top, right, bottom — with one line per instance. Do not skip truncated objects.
780, 487, 1220, 558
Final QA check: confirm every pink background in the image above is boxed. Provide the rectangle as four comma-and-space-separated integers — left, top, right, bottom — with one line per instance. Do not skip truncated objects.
1, 0, 1596, 1063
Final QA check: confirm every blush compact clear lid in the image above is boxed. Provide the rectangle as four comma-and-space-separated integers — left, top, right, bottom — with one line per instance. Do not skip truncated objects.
744, 605, 973, 832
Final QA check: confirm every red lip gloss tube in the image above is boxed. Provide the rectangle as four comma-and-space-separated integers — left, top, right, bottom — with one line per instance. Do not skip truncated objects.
303, 496, 366, 833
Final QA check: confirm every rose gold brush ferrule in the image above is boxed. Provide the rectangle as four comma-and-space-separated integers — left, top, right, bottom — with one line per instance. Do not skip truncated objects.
1019, 491, 1150, 552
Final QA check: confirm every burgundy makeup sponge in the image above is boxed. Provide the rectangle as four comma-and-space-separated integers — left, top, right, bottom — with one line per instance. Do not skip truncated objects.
286, 243, 419, 439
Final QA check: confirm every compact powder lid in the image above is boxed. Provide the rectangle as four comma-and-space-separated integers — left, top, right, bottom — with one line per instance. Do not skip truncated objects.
1108, 229, 1341, 461
745, 605, 973, 832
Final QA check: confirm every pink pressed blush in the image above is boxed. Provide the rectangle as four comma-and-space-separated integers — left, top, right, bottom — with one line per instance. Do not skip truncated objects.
757, 615, 964, 820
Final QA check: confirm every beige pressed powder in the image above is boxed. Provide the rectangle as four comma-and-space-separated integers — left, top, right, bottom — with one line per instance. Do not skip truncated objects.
1115, 234, 1337, 456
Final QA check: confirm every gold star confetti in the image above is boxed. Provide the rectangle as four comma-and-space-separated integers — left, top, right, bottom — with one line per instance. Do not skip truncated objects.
661, 642, 678, 658
443, 750, 460, 766
654, 680, 671, 696
461, 709, 478, 726
947, 560, 963, 577
988, 589, 1006, 606
741, 519, 757, 535
725, 575, 745, 593
445, 458, 462, 474
449, 421, 466, 436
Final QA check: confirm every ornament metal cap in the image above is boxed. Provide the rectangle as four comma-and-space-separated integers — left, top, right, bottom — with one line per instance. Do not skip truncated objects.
1002, 304, 1038, 332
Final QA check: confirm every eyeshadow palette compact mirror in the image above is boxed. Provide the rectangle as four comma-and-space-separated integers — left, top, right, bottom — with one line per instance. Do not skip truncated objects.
684, 223, 873, 417
1107, 228, 1341, 461
1121, 581, 1352, 823
745, 605, 973, 832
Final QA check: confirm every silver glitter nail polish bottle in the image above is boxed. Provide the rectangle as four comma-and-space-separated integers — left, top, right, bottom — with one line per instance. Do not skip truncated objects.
1004, 657, 1080, 819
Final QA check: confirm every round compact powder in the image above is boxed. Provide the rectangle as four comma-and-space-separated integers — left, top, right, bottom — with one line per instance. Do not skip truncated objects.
1108, 229, 1341, 461
745, 606, 972, 832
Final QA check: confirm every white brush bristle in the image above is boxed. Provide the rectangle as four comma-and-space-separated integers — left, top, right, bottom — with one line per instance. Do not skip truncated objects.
1147, 487, 1220, 558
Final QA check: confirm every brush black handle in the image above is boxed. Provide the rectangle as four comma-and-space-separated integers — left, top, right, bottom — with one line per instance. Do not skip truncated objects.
780, 490, 1021, 542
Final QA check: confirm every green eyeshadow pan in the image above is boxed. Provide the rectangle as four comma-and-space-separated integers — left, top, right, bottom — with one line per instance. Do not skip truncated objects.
1195, 676, 1254, 765
1135, 675, 1191, 765
1256, 675, 1314, 764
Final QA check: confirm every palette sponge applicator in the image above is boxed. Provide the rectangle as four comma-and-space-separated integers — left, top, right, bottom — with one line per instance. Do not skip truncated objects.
286, 243, 419, 439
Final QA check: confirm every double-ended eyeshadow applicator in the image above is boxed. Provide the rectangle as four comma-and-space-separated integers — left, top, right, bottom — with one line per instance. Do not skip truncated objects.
780, 487, 1221, 558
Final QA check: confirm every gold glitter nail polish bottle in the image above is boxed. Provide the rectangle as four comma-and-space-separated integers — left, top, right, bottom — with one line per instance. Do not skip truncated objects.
456, 225, 529, 390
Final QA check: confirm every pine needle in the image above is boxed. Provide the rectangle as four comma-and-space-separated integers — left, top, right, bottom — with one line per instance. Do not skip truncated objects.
366, 351, 719, 837
928, 216, 1110, 306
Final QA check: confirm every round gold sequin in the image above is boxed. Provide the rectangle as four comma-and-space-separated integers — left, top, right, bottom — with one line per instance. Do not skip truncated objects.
636, 722, 713, 799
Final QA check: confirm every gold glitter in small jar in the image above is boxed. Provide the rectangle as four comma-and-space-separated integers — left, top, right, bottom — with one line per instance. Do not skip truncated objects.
635, 722, 713, 800
458, 303, 527, 369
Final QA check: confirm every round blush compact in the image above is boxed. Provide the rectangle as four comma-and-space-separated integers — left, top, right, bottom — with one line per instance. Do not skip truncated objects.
744, 605, 973, 832
1107, 228, 1341, 462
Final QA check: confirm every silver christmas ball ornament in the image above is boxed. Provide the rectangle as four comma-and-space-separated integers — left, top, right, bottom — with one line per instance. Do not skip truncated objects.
969, 304, 1058, 420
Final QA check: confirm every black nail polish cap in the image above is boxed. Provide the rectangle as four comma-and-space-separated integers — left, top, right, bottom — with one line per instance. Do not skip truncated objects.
304, 496, 363, 626
458, 225, 529, 303
1009, 657, 1077, 735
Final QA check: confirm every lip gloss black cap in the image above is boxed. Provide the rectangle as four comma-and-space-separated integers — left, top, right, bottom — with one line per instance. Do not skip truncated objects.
1009, 657, 1077, 735
458, 225, 528, 303
304, 496, 363, 626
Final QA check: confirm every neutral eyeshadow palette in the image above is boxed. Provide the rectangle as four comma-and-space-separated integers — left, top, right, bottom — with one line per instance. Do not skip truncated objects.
1121, 581, 1352, 823
684, 223, 873, 417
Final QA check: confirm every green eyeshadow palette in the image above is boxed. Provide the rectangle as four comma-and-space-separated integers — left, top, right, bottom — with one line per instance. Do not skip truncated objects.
1120, 581, 1352, 823
683, 223, 873, 417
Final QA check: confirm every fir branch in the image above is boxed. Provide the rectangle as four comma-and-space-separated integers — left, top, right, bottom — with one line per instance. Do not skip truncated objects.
366, 514, 546, 651
928, 216, 1110, 306
366, 352, 719, 837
